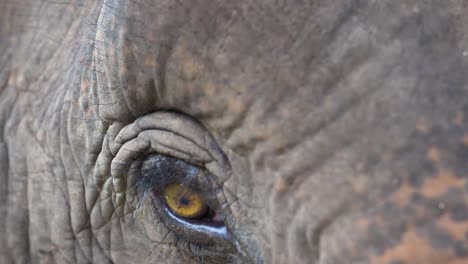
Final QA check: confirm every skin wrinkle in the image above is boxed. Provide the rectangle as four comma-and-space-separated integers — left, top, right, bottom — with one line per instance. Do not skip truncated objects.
63, 47, 109, 260
24, 84, 65, 262
114, 125, 212, 164
109, 114, 230, 197
94, 0, 129, 121
291, 34, 376, 139
6, 1, 108, 262
0, 72, 15, 264
95, 0, 182, 121
89, 134, 115, 231
214, 8, 390, 221
278, 6, 464, 256
280, 72, 382, 188
272, 59, 413, 198
58, 88, 77, 264
140, 132, 212, 163
65, 99, 93, 254
113, 112, 231, 179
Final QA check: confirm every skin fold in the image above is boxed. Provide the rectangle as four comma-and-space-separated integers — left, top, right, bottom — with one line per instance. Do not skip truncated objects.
0, 0, 467, 263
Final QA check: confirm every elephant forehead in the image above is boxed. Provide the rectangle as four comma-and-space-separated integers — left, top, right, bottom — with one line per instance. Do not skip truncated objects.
154, 3, 465, 153
92, 0, 467, 151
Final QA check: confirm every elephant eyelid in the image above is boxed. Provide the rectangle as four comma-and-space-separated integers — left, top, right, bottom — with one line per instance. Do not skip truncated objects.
136, 154, 207, 195
109, 111, 231, 188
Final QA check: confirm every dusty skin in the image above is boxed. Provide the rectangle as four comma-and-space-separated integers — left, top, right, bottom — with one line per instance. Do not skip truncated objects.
0, 1, 467, 263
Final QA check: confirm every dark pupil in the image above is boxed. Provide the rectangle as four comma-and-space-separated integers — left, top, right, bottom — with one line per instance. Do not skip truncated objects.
179, 197, 190, 206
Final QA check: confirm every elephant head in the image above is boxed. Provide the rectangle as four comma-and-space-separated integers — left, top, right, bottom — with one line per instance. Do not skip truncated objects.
0, 0, 467, 263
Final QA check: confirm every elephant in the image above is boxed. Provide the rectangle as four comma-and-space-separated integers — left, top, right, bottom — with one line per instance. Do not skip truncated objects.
0, 0, 467, 263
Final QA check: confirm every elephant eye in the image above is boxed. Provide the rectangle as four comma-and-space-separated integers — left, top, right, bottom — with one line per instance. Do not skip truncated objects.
138, 153, 234, 251
111, 112, 236, 253
163, 182, 209, 219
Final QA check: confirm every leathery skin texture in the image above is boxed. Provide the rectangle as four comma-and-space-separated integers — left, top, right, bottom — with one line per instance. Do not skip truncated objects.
0, 0, 467, 263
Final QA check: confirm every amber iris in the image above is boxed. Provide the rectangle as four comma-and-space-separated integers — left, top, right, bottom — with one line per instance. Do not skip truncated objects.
163, 183, 208, 219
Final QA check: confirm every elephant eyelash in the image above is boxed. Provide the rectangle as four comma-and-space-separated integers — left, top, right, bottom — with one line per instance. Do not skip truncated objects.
136, 154, 220, 202
136, 154, 204, 192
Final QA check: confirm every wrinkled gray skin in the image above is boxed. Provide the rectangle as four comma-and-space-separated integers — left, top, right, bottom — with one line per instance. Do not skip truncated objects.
1, 1, 468, 263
